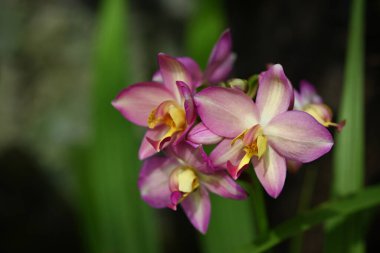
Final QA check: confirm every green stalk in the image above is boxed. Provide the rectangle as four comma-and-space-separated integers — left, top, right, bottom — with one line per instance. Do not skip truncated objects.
250, 171, 270, 241
237, 184, 380, 253
289, 168, 318, 253
325, 0, 365, 251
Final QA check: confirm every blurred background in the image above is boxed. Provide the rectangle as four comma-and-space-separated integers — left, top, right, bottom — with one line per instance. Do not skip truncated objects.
0, 0, 379, 252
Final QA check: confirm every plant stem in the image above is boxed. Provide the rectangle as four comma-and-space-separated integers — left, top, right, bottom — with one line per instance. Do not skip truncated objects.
249, 170, 270, 241
289, 168, 318, 253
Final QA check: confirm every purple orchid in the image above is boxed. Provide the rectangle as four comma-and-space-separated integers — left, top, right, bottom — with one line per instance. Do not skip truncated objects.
138, 142, 247, 234
153, 29, 236, 86
112, 54, 196, 160
294, 80, 345, 131
194, 64, 334, 198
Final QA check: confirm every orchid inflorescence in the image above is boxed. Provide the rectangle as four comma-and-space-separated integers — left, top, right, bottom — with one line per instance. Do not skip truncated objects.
112, 29, 343, 234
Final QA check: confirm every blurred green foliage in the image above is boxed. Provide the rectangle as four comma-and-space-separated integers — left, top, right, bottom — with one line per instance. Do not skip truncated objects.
78, 0, 158, 252
239, 184, 380, 253
326, 0, 366, 252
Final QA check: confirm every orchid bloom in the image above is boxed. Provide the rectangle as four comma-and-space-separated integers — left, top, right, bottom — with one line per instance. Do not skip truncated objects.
294, 80, 345, 131
153, 29, 235, 86
194, 64, 334, 198
112, 54, 196, 160
138, 142, 247, 234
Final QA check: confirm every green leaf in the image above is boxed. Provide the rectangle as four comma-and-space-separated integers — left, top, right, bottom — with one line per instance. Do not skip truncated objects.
326, 0, 365, 251
237, 184, 380, 253
76, 0, 158, 252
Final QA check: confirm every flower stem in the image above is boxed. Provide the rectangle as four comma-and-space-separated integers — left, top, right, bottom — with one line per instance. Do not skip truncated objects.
290, 167, 318, 253
248, 169, 270, 241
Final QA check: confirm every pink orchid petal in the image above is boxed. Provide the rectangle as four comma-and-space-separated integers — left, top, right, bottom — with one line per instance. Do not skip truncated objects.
187, 122, 223, 146
204, 29, 235, 84
201, 171, 247, 199
158, 53, 192, 103
152, 70, 163, 83
293, 89, 303, 110
177, 57, 203, 88
172, 122, 193, 146
139, 126, 171, 160
207, 29, 232, 65
205, 54, 236, 85
170, 142, 211, 173
169, 191, 182, 210
256, 64, 293, 125
112, 82, 174, 126
210, 139, 245, 170
177, 81, 196, 125
195, 87, 258, 138
252, 145, 286, 198
226, 160, 249, 180
265, 110, 333, 163
299, 80, 322, 104
146, 135, 172, 153
138, 156, 180, 208
181, 186, 211, 234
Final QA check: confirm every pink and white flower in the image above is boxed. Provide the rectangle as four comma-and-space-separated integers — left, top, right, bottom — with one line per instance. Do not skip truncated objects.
112, 54, 196, 160
194, 64, 334, 198
294, 80, 345, 131
138, 142, 247, 234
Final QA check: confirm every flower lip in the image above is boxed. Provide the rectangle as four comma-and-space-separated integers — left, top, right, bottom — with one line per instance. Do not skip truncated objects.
146, 100, 187, 152
227, 124, 268, 179
169, 166, 200, 207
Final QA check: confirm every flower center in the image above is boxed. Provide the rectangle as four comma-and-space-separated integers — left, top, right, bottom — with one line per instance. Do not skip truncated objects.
231, 124, 267, 173
169, 166, 199, 207
147, 100, 187, 149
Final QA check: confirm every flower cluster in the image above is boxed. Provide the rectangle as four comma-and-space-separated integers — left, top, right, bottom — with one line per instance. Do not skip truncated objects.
112, 29, 340, 234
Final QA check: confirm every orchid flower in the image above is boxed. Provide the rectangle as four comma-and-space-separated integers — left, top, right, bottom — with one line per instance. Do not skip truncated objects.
294, 80, 345, 131
153, 29, 235, 86
194, 64, 334, 198
138, 142, 247, 234
112, 54, 196, 160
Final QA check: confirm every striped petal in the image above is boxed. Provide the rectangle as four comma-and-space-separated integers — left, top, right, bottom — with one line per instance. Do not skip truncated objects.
299, 80, 322, 104
252, 145, 286, 198
195, 87, 258, 138
265, 110, 333, 163
138, 126, 169, 160
181, 186, 211, 234
177, 81, 196, 125
170, 142, 212, 173
187, 122, 223, 146
201, 171, 247, 200
158, 53, 192, 103
138, 156, 179, 208
256, 64, 293, 125
210, 139, 245, 170
112, 82, 174, 126
177, 57, 203, 88
204, 29, 235, 84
